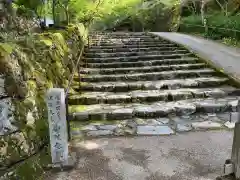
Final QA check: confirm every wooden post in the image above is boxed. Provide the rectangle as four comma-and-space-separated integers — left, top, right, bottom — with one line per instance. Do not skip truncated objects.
231, 100, 240, 178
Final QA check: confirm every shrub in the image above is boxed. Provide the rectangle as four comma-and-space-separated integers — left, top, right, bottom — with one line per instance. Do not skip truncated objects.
180, 13, 240, 40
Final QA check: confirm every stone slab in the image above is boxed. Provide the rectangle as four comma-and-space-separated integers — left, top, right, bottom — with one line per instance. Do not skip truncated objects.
176, 124, 192, 132
46, 88, 68, 165
192, 121, 222, 129
81, 125, 97, 131
224, 121, 235, 129
86, 130, 113, 137
97, 125, 117, 131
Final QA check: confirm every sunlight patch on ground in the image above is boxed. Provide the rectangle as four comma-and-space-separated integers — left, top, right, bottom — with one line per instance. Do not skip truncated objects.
74, 140, 109, 150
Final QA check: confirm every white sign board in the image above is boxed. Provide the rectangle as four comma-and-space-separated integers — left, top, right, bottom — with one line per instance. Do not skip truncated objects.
46, 88, 68, 164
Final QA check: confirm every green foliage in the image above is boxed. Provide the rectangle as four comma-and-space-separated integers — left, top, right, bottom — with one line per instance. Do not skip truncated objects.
180, 13, 240, 40
181, 15, 203, 25
222, 37, 240, 47
14, 0, 44, 18
67, 0, 177, 31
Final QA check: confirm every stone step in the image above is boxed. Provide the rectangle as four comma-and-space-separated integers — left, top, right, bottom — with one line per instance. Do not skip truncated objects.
80, 69, 217, 82
89, 40, 170, 46
69, 96, 240, 121
68, 87, 239, 105
70, 113, 237, 137
80, 63, 207, 74
84, 53, 194, 63
90, 36, 164, 40
89, 37, 165, 42
86, 43, 178, 49
85, 46, 185, 53
85, 58, 199, 68
89, 33, 149, 37
75, 77, 228, 92
84, 50, 189, 58
90, 32, 148, 35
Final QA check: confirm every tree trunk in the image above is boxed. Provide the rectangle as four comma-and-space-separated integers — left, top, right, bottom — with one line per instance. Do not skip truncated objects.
65, 6, 69, 25
201, 0, 205, 24
52, 0, 56, 25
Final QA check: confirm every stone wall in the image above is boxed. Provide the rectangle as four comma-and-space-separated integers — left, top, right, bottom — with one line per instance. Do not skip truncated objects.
0, 23, 87, 178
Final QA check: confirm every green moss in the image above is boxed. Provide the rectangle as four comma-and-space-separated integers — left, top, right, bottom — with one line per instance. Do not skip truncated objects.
2, 147, 51, 180
70, 120, 118, 131
70, 121, 86, 130
40, 39, 52, 47
0, 42, 14, 56
69, 105, 86, 113
1, 22, 88, 178
68, 94, 83, 99
72, 82, 89, 89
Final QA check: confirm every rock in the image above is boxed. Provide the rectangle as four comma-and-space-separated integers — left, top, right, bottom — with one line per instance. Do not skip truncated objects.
196, 99, 230, 113
126, 119, 137, 128
137, 125, 174, 135
114, 128, 125, 136
113, 120, 137, 136
134, 106, 155, 114
135, 118, 162, 125
176, 124, 192, 132
109, 108, 133, 119
192, 121, 222, 129
0, 76, 6, 96
171, 116, 197, 124
230, 112, 239, 123
156, 117, 170, 124
97, 125, 117, 131
145, 119, 163, 125
205, 113, 222, 122
86, 130, 113, 137
26, 112, 35, 126
81, 125, 97, 131
224, 121, 235, 129
124, 126, 136, 135
135, 118, 147, 125
174, 102, 196, 115
0, 99, 17, 135
217, 113, 231, 122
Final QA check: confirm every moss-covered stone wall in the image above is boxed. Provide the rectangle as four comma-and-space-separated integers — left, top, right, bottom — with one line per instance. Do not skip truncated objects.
0, 23, 87, 178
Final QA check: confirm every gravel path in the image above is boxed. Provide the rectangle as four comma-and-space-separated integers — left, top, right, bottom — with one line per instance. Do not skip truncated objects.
45, 130, 233, 180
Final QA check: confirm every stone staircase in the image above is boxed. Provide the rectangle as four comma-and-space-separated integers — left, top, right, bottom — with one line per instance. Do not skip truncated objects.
69, 32, 240, 138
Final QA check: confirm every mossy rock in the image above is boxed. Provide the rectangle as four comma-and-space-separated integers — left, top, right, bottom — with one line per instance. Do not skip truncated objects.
0, 22, 88, 179
1, 146, 51, 180
69, 105, 86, 113
0, 43, 13, 57
0, 132, 37, 168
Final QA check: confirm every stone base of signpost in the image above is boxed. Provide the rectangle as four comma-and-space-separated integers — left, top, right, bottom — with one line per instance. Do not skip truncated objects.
46, 152, 77, 171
